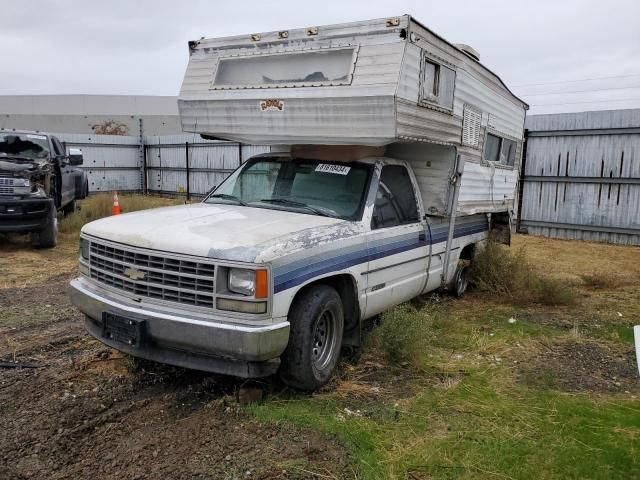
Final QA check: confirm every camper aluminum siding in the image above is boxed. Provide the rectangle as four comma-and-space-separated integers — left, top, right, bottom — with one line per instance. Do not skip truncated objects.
179, 17, 402, 145
178, 15, 526, 147
178, 15, 528, 215
520, 109, 640, 245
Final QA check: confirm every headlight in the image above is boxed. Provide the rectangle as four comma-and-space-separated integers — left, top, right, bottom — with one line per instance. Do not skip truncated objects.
80, 238, 90, 260
228, 268, 269, 298
11, 178, 31, 195
228, 268, 256, 296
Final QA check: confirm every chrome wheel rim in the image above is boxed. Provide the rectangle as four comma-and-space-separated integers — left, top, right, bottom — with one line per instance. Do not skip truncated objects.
311, 309, 337, 371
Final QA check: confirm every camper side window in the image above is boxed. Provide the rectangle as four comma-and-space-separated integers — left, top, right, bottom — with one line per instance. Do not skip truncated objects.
371, 165, 420, 230
483, 133, 517, 167
419, 57, 455, 111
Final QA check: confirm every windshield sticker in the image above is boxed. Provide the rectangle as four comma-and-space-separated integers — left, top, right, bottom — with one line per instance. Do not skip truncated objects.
26, 134, 47, 140
315, 164, 351, 175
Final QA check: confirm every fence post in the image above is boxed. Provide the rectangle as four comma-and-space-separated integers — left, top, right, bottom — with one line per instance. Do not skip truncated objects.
138, 118, 146, 194
185, 141, 190, 201
516, 128, 529, 233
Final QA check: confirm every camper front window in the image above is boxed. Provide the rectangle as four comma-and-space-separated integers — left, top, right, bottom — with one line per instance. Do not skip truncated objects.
211, 48, 356, 89
419, 57, 455, 110
206, 157, 371, 220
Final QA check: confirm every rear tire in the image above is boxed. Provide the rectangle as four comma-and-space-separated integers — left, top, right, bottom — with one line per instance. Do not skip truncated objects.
452, 264, 470, 297
31, 206, 58, 249
279, 285, 344, 391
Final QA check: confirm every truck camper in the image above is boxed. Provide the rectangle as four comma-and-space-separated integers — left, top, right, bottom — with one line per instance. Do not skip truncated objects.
71, 15, 528, 389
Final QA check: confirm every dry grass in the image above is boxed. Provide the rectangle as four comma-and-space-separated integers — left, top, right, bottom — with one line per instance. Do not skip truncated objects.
515, 234, 640, 322
0, 194, 184, 288
514, 234, 640, 279
471, 238, 577, 306
59, 193, 183, 235
580, 271, 629, 289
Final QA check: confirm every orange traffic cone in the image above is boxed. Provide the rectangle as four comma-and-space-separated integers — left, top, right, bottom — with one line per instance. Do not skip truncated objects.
111, 191, 121, 215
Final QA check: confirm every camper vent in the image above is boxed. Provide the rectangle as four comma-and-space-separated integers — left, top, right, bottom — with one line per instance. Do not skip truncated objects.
462, 105, 482, 147
455, 43, 481, 62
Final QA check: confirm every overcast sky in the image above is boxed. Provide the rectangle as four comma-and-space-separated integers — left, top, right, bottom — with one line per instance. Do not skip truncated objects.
2, 0, 640, 114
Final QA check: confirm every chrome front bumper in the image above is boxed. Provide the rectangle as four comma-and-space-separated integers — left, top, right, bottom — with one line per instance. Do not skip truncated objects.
70, 277, 290, 377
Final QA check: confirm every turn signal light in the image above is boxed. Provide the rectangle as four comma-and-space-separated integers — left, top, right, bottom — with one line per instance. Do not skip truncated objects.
255, 269, 268, 299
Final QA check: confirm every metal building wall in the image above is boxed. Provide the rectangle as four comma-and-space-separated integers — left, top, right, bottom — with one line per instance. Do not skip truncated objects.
57, 133, 142, 192
519, 109, 640, 245
55, 132, 270, 196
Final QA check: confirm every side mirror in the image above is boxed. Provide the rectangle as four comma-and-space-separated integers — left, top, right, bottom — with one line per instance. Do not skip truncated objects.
68, 148, 83, 166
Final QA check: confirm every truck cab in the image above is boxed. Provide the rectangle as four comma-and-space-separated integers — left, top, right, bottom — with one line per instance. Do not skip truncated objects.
0, 130, 89, 247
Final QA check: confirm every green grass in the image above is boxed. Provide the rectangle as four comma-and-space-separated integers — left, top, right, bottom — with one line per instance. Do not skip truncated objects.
252, 365, 639, 479
251, 296, 639, 479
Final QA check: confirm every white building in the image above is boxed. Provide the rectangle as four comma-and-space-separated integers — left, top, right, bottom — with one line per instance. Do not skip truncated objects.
0, 95, 181, 135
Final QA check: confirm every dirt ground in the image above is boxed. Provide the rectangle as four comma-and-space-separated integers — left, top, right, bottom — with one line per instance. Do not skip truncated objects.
1, 228, 639, 479
0, 235, 350, 480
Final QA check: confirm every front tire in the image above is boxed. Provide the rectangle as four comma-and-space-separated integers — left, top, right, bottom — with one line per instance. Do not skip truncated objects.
31, 206, 58, 249
62, 199, 76, 216
279, 285, 344, 390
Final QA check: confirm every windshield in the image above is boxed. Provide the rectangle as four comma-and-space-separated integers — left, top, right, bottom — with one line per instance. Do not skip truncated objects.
0, 133, 50, 160
205, 158, 372, 220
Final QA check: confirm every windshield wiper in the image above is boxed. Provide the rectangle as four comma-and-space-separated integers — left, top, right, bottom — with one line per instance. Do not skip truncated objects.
259, 198, 336, 217
208, 193, 247, 206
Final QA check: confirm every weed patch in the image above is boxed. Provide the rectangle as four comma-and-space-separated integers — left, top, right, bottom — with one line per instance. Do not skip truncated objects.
581, 271, 629, 289
471, 238, 577, 306
368, 304, 435, 366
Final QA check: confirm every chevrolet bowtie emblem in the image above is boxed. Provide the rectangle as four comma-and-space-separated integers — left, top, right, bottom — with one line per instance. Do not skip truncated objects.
123, 267, 146, 281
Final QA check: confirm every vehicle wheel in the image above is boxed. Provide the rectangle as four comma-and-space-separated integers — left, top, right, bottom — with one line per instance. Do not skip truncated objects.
82, 178, 89, 199
32, 206, 58, 249
452, 264, 470, 297
279, 285, 344, 390
62, 199, 77, 216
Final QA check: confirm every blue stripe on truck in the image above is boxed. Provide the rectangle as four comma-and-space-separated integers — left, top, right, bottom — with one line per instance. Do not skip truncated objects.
273, 219, 488, 294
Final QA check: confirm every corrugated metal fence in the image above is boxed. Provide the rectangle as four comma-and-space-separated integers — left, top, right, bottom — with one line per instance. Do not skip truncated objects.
56, 132, 270, 198
518, 109, 640, 245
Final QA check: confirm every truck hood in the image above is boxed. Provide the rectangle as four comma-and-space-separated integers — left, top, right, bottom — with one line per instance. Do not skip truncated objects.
82, 203, 361, 263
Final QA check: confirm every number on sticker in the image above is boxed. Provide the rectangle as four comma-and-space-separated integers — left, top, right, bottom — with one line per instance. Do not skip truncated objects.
315, 164, 351, 175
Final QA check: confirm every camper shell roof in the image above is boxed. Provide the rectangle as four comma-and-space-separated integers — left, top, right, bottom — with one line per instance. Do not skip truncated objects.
178, 15, 528, 146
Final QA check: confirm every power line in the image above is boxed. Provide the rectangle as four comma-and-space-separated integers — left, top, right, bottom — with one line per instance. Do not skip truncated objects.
523, 85, 640, 96
530, 97, 640, 107
512, 73, 640, 88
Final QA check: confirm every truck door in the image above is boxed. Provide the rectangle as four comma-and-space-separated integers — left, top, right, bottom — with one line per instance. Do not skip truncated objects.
51, 136, 74, 206
364, 163, 429, 318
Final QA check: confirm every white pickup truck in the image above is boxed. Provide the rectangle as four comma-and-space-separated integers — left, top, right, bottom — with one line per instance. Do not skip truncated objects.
71, 152, 490, 389
70, 15, 527, 390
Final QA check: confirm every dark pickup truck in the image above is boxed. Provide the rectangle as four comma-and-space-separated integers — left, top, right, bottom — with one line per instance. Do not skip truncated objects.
0, 130, 88, 248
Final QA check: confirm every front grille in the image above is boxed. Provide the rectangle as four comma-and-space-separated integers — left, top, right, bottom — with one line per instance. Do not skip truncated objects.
0, 177, 15, 195
88, 240, 216, 308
